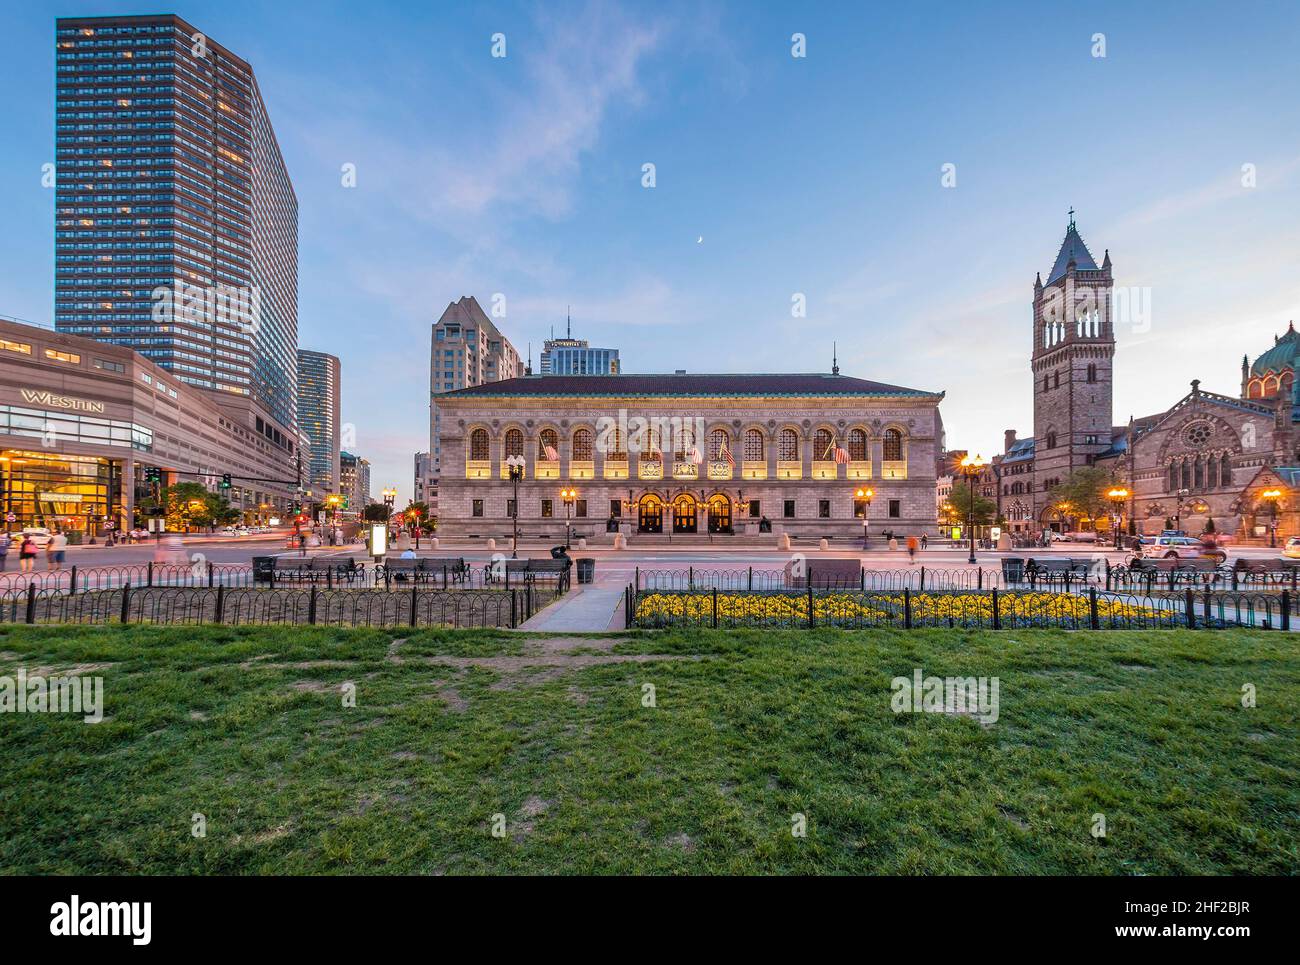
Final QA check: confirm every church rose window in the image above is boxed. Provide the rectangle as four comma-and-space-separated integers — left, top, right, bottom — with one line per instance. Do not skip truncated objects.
1183, 422, 1212, 448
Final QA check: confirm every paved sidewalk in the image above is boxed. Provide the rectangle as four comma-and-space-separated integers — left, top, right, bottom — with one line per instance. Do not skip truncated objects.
517, 583, 627, 631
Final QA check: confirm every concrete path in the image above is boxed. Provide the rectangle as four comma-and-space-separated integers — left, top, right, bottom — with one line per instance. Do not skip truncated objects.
517, 583, 628, 631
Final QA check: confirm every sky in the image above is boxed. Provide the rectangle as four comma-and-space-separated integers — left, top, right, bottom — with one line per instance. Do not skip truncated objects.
2, 0, 1300, 502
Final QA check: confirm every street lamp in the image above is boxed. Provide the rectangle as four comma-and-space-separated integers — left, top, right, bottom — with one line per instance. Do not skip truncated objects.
1262, 488, 1283, 548
855, 486, 874, 548
505, 455, 526, 558
1173, 487, 1189, 533
560, 486, 577, 548
1106, 487, 1129, 549
958, 453, 988, 564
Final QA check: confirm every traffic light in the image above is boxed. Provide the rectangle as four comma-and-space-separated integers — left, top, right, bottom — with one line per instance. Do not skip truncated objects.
143, 467, 161, 484
220, 473, 232, 490
291, 501, 301, 514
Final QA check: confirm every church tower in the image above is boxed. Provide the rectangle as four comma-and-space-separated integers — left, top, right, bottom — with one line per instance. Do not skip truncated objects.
1031, 212, 1115, 517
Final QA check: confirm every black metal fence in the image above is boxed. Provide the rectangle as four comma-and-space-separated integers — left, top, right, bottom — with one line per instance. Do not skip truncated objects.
635, 565, 1004, 592
0, 582, 555, 629
626, 584, 1293, 631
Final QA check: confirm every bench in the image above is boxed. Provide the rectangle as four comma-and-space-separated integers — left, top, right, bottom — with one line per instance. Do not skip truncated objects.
1023, 558, 1096, 587
483, 557, 571, 591
784, 557, 860, 589
1228, 558, 1300, 590
1115, 557, 1227, 590
377, 557, 468, 585
252, 556, 364, 585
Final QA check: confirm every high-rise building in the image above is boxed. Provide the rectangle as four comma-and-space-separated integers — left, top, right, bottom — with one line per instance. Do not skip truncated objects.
539, 313, 620, 375
54, 14, 299, 431
340, 450, 370, 509
414, 451, 436, 509
50, 14, 300, 504
296, 350, 340, 497
1031, 213, 1115, 518
429, 296, 521, 478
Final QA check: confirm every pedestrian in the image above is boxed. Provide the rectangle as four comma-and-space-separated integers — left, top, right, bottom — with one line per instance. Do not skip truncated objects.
0, 531, 9, 571
48, 530, 68, 572
921, 533, 929, 550
19, 535, 37, 574
298, 531, 307, 557
906, 534, 919, 564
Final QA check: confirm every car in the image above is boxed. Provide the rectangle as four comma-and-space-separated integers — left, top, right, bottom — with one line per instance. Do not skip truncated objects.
1138, 535, 1226, 562
1283, 537, 1300, 559
9, 527, 53, 548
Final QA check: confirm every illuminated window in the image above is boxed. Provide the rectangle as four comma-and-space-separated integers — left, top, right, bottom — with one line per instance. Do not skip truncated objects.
1, 340, 32, 355
779, 429, 798, 461
45, 349, 81, 365
814, 428, 834, 460
744, 429, 764, 462
538, 428, 558, 460
504, 428, 523, 459
469, 428, 489, 461
847, 428, 867, 460
572, 428, 593, 461
883, 428, 903, 461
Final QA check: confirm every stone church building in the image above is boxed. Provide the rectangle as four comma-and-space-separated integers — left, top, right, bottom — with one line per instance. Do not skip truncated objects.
996, 216, 1300, 541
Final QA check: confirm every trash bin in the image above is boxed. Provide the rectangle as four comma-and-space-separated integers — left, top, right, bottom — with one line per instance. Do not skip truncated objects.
577, 558, 595, 584
1000, 557, 1025, 584
252, 556, 275, 583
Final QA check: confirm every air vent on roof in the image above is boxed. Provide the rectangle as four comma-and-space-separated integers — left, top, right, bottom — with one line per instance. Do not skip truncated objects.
675, 369, 686, 375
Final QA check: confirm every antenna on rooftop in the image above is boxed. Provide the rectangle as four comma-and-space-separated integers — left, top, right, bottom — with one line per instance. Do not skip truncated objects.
832, 341, 839, 376
566, 305, 571, 340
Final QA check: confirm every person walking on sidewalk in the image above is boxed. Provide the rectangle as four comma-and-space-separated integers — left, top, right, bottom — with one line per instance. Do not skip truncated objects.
19, 535, 37, 574
47, 530, 68, 572
906, 534, 919, 565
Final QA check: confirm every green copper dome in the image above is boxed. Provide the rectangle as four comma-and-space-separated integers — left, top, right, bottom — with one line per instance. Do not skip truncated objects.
1250, 321, 1299, 376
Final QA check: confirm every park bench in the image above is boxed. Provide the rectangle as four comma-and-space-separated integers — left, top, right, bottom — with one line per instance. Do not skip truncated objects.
483, 556, 572, 591
783, 557, 860, 589
1228, 558, 1300, 590
1119, 557, 1224, 590
378, 557, 468, 585
1023, 557, 1096, 587
252, 556, 363, 585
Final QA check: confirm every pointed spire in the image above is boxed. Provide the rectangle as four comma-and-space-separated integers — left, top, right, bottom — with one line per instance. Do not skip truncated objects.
1034, 271, 1042, 290
525, 342, 532, 376
832, 341, 839, 376
1046, 213, 1098, 284
1102, 248, 1111, 268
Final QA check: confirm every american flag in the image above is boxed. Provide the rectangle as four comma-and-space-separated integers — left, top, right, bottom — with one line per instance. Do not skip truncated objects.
720, 443, 735, 468
543, 444, 558, 461
834, 446, 850, 464
689, 447, 704, 465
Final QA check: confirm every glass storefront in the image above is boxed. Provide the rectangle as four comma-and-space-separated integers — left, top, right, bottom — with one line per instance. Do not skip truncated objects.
0, 450, 122, 535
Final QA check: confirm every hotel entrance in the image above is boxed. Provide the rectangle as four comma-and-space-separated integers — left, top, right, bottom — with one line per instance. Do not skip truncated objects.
0, 450, 121, 535
637, 493, 663, 533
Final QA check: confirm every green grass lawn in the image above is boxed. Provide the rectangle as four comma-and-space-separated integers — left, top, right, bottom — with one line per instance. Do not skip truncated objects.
0, 624, 1295, 874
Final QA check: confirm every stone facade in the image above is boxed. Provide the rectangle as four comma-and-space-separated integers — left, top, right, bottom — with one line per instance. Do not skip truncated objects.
1030, 216, 1115, 519
434, 373, 944, 540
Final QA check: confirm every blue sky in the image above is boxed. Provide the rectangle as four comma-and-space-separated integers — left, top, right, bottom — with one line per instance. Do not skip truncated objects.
3, 1, 1299, 501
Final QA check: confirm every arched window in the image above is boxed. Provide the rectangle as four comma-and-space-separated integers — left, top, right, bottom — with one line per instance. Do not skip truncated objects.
1221, 454, 1231, 486
814, 428, 834, 460
709, 428, 729, 460
643, 426, 661, 459
607, 425, 626, 459
847, 428, 867, 461
572, 428, 593, 461
1168, 461, 1178, 492
504, 428, 523, 459
1180, 460, 1191, 490
1207, 453, 1219, 488
470, 428, 489, 461
1043, 374, 1049, 392
1053, 371, 1060, 389
538, 428, 558, 461
744, 428, 764, 462
1248, 379, 1263, 399
1193, 456, 1204, 489
1045, 431, 1057, 450
883, 428, 903, 461
674, 423, 696, 460
779, 428, 799, 461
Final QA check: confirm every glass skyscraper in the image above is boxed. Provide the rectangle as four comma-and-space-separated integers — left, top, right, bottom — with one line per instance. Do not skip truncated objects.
296, 349, 340, 496
54, 14, 298, 430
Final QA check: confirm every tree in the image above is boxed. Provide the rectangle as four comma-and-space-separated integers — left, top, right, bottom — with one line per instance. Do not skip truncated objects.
947, 482, 996, 526
138, 481, 241, 532
361, 503, 390, 523
1048, 467, 1119, 529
